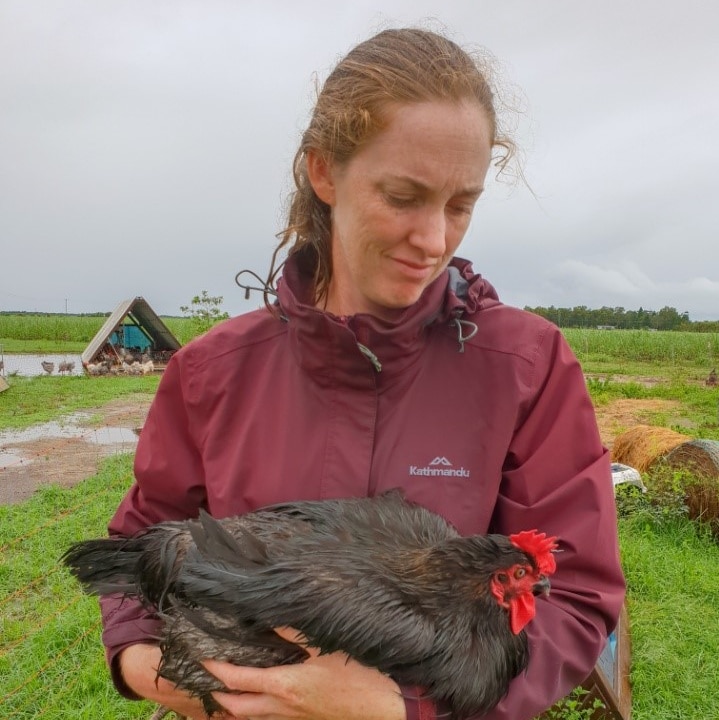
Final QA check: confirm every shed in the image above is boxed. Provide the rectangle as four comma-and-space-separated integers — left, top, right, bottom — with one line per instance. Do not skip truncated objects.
81, 297, 181, 373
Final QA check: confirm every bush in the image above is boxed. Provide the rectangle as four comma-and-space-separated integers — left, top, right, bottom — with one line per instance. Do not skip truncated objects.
614, 482, 688, 526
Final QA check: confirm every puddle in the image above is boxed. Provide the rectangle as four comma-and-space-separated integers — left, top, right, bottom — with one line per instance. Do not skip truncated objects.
0, 412, 139, 470
0, 414, 95, 444
0, 449, 26, 469
0, 353, 84, 377
83, 427, 139, 444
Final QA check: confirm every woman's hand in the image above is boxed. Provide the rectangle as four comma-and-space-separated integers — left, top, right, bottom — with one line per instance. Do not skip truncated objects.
204, 628, 406, 720
119, 643, 230, 720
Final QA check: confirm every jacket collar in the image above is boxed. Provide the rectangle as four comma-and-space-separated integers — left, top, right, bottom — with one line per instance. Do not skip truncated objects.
276, 254, 499, 386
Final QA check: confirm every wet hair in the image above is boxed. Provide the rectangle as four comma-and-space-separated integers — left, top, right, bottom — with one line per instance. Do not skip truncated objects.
267, 27, 516, 307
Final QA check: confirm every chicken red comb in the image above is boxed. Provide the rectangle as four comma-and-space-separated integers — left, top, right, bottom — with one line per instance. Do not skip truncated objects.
509, 530, 558, 575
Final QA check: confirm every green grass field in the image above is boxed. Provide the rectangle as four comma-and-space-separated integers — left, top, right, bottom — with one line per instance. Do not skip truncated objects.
0, 313, 197, 352
0, 375, 160, 431
2, 313, 718, 368
0, 457, 157, 719
2, 453, 718, 719
1, 320, 719, 718
562, 328, 719, 375
618, 510, 719, 718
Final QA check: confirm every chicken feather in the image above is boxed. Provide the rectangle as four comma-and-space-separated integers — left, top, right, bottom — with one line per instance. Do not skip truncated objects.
63, 490, 555, 719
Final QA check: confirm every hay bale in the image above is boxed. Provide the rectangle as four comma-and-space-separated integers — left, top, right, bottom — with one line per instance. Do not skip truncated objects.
661, 440, 719, 529
611, 425, 691, 472
664, 439, 719, 479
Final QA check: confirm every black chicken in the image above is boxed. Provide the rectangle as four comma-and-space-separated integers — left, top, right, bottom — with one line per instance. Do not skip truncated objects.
63, 491, 557, 719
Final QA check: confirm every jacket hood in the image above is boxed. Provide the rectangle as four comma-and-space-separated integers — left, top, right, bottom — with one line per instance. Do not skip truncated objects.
443, 257, 501, 319
274, 254, 501, 384
277, 254, 500, 327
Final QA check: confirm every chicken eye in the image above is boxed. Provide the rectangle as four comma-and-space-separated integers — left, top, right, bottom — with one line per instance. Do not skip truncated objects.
514, 567, 526, 580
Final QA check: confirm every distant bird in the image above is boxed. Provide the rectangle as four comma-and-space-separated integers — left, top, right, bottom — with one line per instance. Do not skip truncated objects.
63, 492, 557, 719
707, 369, 717, 387
41, 360, 54, 375
85, 361, 110, 376
58, 360, 75, 375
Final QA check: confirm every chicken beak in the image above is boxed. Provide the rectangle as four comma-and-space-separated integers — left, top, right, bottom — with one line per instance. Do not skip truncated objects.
532, 575, 551, 597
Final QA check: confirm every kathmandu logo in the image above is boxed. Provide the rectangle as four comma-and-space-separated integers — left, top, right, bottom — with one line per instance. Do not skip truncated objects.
409, 456, 471, 478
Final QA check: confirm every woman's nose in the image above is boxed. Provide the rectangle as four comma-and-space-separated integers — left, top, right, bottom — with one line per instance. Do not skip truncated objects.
408, 207, 446, 257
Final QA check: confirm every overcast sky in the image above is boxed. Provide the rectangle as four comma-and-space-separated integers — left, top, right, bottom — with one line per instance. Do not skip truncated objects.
2, 1, 718, 321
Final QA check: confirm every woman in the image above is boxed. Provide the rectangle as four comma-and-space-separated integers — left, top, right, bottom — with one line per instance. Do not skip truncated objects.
101, 28, 625, 720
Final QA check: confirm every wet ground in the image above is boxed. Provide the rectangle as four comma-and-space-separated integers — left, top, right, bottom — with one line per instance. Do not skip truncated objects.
0, 397, 151, 504
0, 353, 84, 377
0, 386, 686, 505
0, 414, 138, 467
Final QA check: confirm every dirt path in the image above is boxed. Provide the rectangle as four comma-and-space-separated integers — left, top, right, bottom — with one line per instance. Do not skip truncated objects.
0, 393, 691, 506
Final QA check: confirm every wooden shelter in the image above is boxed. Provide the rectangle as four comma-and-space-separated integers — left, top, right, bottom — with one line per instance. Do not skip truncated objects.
81, 297, 181, 373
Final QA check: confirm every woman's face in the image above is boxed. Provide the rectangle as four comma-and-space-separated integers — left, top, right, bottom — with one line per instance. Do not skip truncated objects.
308, 100, 493, 320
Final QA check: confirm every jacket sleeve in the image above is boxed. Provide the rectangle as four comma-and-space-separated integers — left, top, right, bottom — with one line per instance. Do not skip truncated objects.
487, 324, 625, 720
99, 351, 208, 698
405, 324, 626, 720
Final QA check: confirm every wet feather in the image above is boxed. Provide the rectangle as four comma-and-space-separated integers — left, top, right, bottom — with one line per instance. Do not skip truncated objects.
63, 490, 555, 719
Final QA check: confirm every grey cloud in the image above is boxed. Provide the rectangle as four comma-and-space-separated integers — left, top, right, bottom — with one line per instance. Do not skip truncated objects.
1, 0, 717, 320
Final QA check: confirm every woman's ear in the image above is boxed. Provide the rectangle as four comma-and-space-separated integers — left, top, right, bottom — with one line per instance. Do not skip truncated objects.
306, 149, 336, 206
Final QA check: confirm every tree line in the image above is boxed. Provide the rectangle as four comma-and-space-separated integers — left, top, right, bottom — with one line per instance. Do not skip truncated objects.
525, 305, 719, 332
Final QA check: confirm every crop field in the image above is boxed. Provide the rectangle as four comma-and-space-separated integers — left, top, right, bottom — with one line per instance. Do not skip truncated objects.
0, 313, 196, 352
0, 314, 107, 343
563, 328, 719, 369
2, 313, 718, 369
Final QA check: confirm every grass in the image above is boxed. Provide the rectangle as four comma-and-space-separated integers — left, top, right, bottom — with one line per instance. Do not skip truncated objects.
585, 377, 719, 442
618, 509, 719, 718
1, 339, 719, 718
0, 338, 89, 353
563, 328, 719, 375
0, 376, 160, 430
0, 314, 107, 344
0, 313, 198, 353
0, 455, 156, 719
2, 454, 718, 719
5, 315, 715, 370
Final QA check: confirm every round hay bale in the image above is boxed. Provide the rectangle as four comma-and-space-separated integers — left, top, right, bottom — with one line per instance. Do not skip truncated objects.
661, 439, 719, 528
611, 425, 691, 472
664, 439, 719, 479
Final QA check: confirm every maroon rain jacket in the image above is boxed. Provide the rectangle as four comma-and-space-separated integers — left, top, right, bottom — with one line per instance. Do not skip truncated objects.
101, 255, 625, 720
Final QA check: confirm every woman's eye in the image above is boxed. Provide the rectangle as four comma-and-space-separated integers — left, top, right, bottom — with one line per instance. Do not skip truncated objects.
385, 194, 416, 208
447, 203, 473, 217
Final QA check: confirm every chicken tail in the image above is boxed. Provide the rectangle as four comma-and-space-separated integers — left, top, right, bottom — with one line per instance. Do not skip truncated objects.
62, 537, 144, 596
62, 524, 189, 608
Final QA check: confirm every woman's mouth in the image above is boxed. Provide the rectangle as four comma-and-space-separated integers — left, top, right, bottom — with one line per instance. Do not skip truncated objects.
392, 258, 435, 280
